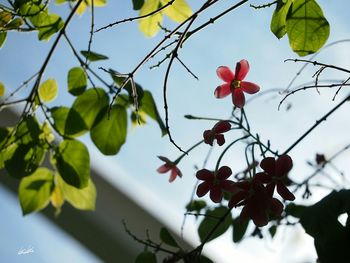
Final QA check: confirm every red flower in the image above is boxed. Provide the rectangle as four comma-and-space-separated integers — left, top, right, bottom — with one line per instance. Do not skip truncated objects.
196, 166, 234, 203
157, 156, 182, 183
228, 180, 283, 227
255, 155, 295, 201
203, 120, 231, 146
214, 59, 260, 108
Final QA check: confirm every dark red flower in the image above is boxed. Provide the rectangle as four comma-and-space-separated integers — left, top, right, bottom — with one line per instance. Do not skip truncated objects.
255, 155, 295, 201
214, 59, 260, 108
196, 166, 234, 203
203, 120, 231, 146
157, 156, 182, 183
228, 180, 283, 227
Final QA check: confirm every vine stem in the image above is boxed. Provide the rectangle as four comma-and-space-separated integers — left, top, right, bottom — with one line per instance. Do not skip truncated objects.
282, 93, 350, 155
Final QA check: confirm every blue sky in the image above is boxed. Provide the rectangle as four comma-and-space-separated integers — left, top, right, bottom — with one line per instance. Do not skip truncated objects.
1, 0, 350, 262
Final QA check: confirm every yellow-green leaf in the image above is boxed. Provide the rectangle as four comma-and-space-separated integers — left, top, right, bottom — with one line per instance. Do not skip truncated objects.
0, 11, 12, 27
0, 81, 5, 97
19, 168, 54, 215
160, 0, 192, 23
38, 78, 58, 103
56, 173, 96, 210
0, 32, 7, 48
51, 185, 65, 209
138, 0, 163, 37
76, 0, 107, 15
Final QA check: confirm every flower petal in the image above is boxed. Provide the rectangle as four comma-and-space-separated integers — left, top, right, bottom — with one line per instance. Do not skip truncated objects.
157, 164, 171, 173
276, 155, 293, 177
196, 169, 214, 181
169, 168, 178, 182
254, 172, 272, 184
196, 182, 212, 197
228, 190, 248, 208
276, 182, 295, 201
210, 185, 223, 203
232, 89, 245, 108
241, 81, 260, 94
216, 66, 234, 82
214, 83, 231, 98
213, 120, 231, 133
260, 157, 276, 176
203, 130, 214, 146
220, 180, 235, 191
215, 134, 225, 146
270, 198, 283, 216
235, 60, 250, 81
217, 166, 232, 180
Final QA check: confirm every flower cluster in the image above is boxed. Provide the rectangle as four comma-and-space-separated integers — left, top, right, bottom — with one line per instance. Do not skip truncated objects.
157, 156, 182, 183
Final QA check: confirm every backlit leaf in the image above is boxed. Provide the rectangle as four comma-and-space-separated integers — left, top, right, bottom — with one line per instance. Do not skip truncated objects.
198, 206, 232, 243
0, 81, 5, 96
72, 88, 109, 129
80, 50, 108, 62
55, 139, 90, 188
270, 0, 292, 39
90, 105, 127, 155
160, 0, 192, 23
0, 32, 6, 48
56, 173, 96, 210
67, 67, 87, 96
30, 12, 64, 41
50, 106, 88, 137
39, 78, 58, 102
76, 0, 107, 15
138, 0, 163, 37
286, 0, 329, 56
19, 167, 54, 215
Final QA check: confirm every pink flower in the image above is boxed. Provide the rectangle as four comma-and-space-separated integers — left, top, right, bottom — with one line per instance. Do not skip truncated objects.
255, 155, 295, 201
203, 120, 231, 146
214, 59, 260, 108
196, 166, 234, 203
157, 156, 182, 183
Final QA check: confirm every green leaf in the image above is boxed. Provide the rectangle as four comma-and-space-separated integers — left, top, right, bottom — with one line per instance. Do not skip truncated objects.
50, 106, 88, 137
0, 81, 5, 96
5, 143, 45, 179
286, 0, 330, 56
38, 78, 58, 102
80, 50, 109, 62
132, 0, 144, 10
72, 88, 109, 129
55, 139, 90, 188
160, 227, 178, 247
270, 0, 293, 39
285, 203, 307, 218
90, 105, 127, 155
269, 225, 277, 238
15, 116, 42, 145
140, 90, 167, 136
135, 251, 157, 263
0, 143, 17, 169
138, 0, 163, 37
0, 11, 12, 26
232, 217, 249, 243
0, 32, 6, 48
67, 67, 87, 95
186, 200, 206, 213
198, 256, 213, 263
5, 17, 24, 29
30, 12, 64, 41
19, 167, 54, 215
160, 0, 192, 23
56, 173, 96, 210
198, 206, 232, 243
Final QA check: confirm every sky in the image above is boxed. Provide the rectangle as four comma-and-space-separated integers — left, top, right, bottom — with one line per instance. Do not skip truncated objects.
0, 0, 350, 262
